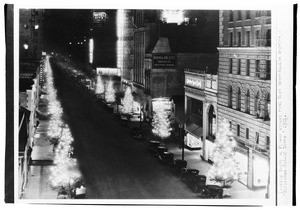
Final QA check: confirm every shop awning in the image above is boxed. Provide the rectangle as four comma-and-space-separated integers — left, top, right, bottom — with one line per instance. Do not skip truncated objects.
186, 123, 203, 138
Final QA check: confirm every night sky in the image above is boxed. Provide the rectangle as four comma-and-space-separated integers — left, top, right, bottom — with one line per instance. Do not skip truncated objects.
43, 9, 91, 54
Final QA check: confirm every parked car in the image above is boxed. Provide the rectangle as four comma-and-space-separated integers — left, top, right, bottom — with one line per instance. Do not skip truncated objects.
197, 184, 223, 199
190, 174, 206, 193
157, 146, 168, 159
147, 141, 161, 156
181, 168, 199, 184
170, 159, 187, 175
161, 152, 174, 165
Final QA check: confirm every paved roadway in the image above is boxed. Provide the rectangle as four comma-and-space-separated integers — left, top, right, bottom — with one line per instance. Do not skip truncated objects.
51, 58, 197, 199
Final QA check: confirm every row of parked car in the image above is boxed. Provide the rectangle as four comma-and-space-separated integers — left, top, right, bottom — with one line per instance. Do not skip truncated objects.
145, 140, 224, 199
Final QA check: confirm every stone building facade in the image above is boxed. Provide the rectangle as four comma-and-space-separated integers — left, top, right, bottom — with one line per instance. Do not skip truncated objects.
217, 10, 271, 189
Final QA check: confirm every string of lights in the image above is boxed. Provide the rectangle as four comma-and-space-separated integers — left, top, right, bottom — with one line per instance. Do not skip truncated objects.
43, 56, 81, 188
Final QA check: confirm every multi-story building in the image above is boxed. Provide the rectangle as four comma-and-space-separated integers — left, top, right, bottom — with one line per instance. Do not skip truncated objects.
19, 9, 44, 198
184, 69, 218, 160
217, 10, 271, 189
132, 10, 219, 125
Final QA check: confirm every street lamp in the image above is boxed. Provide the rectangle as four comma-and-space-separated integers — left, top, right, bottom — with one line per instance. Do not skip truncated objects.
179, 123, 184, 160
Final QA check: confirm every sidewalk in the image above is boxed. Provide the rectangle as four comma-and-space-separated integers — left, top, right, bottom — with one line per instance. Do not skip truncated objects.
129, 119, 267, 199
23, 94, 57, 199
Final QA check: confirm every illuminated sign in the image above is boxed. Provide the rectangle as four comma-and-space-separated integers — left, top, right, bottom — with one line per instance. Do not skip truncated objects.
152, 54, 176, 68
96, 67, 121, 76
161, 10, 185, 25
89, 39, 94, 64
93, 12, 107, 26
185, 75, 205, 90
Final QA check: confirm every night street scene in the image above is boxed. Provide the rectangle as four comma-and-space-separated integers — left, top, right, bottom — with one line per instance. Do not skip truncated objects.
18, 8, 271, 202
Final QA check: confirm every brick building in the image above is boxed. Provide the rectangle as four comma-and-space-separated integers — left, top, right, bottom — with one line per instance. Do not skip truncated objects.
217, 10, 271, 189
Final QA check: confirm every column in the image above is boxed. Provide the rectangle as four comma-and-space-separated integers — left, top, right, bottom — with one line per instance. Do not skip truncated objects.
247, 148, 254, 189
202, 102, 208, 161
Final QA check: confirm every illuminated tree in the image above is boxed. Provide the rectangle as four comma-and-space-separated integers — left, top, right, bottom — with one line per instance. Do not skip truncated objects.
105, 80, 115, 103
152, 103, 171, 139
95, 75, 105, 95
208, 118, 240, 186
121, 86, 134, 114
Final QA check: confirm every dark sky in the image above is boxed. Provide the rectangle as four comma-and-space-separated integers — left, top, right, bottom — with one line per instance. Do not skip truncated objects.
43, 9, 91, 54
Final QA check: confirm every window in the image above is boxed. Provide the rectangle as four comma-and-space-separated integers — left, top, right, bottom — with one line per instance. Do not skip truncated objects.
245, 90, 250, 113
237, 11, 242, 20
237, 59, 241, 74
191, 98, 203, 127
255, 11, 262, 17
246, 59, 250, 76
254, 91, 260, 117
237, 31, 242, 46
246, 128, 249, 139
237, 125, 240, 136
229, 32, 233, 46
255, 30, 261, 46
246, 31, 251, 46
229, 10, 233, 22
229, 121, 232, 130
255, 132, 260, 144
228, 86, 233, 108
229, 58, 233, 73
266, 60, 271, 79
266, 136, 270, 150
246, 10, 251, 19
256, 60, 260, 77
236, 88, 241, 111
266, 29, 271, 46
264, 93, 270, 121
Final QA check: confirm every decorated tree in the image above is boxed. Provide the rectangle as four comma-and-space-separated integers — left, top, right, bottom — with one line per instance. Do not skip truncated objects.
95, 75, 105, 95
105, 80, 116, 103
121, 86, 134, 114
208, 118, 240, 186
152, 103, 171, 139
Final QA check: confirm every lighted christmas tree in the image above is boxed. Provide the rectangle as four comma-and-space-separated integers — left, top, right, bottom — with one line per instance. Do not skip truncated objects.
105, 80, 116, 103
95, 75, 105, 95
121, 86, 134, 114
208, 118, 240, 186
152, 103, 171, 139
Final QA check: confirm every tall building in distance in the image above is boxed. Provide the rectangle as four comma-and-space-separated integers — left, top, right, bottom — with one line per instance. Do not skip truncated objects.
217, 10, 271, 190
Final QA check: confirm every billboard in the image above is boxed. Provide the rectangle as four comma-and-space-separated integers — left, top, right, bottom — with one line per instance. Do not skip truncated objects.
152, 54, 176, 68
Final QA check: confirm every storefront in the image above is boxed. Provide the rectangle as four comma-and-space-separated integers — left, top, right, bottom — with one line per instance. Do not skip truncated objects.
234, 149, 248, 185
253, 153, 269, 188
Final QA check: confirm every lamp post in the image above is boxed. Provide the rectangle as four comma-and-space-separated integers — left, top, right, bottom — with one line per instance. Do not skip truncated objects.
179, 123, 184, 160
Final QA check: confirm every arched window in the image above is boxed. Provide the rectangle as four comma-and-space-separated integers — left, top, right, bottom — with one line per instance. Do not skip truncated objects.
245, 90, 250, 114
254, 91, 260, 118
236, 88, 241, 111
228, 86, 232, 108
264, 93, 270, 121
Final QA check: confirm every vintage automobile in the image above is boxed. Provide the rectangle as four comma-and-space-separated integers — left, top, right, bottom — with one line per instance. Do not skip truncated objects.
157, 146, 168, 159
147, 141, 161, 156
181, 168, 200, 184
160, 152, 174, 165
197, 184, 223, 199
190, 174, 206, 193
170, 159, 187, 175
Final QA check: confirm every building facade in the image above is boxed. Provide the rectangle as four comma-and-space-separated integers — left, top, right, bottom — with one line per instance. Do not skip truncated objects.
184, 69, 218, 161
217, 10, 271, 189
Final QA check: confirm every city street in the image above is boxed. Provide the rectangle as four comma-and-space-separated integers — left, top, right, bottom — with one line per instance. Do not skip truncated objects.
51, 58, 197, 199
